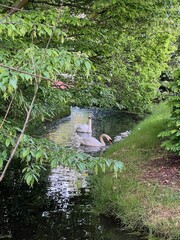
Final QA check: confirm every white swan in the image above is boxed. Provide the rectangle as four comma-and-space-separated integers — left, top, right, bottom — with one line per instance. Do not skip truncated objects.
76, 116, 92, 133
77, 134, 112, 147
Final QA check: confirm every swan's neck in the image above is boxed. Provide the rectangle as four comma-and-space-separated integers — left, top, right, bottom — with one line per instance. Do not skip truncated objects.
99, 134, 106, 146
88, 118, 92, 131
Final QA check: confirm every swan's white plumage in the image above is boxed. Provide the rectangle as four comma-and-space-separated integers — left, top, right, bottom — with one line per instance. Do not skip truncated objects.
76, 116, 92, 133
77, 134, 112, 147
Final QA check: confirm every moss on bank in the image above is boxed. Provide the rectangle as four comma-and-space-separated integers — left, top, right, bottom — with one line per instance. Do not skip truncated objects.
92, 102, 180, 240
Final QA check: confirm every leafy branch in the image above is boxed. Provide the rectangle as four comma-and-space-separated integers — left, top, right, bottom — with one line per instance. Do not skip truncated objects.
0, 63, 70, 87
0, 75, 39, 183
0, 1, 66, 183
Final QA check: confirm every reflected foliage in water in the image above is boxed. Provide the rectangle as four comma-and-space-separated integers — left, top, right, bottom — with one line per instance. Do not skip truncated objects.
0, 169, 143, 240
0, 107, 145, 240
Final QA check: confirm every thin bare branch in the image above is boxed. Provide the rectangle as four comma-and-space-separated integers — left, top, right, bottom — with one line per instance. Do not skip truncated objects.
0, 93, 16, 130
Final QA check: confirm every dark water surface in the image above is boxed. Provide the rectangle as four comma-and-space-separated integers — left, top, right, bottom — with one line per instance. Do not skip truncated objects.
0, 107, 146, 240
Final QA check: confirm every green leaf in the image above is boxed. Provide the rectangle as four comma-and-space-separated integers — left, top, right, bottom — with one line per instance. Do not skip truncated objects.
0, 83, 6, 92
77, 162, 85, 172
0, 157, 3, 169
26, 174, 33, 186
84, 61, 91, 71
35, 150, 43, 160
9, 78, 17, 89
44, 26, 52, 35
51, 159, 58, 168
22, 149, 30, 158
5, 138, 11, 147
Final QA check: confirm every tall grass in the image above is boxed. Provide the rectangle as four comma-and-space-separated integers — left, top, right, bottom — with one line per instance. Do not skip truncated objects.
92, 102, 180, 239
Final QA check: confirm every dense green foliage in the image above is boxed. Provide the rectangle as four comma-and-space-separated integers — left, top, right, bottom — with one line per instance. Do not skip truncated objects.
0, 0, 179, 111
0, 0, 179, 185
159, 69, 180, 155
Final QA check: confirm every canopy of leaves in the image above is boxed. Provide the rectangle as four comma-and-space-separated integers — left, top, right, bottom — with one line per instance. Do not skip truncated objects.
0, 0, 179, 112
0, 0, 179, 185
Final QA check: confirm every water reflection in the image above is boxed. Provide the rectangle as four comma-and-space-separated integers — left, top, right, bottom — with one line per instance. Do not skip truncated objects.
47, 166, 89, 210
46, 107, 138, 154
0, 107, 144, 240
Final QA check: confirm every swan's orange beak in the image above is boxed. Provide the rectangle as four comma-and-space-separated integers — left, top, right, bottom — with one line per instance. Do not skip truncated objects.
109, 139, 113, 145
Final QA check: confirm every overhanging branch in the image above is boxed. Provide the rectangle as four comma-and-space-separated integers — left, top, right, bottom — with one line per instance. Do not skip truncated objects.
0, 63, 71, 88
9, 0, 29, 15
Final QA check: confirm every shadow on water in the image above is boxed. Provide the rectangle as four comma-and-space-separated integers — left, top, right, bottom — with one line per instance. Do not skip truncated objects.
0, 107, 146, 240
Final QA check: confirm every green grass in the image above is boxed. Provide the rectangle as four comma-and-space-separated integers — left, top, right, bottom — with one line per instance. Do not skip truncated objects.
92, 102, 180, 240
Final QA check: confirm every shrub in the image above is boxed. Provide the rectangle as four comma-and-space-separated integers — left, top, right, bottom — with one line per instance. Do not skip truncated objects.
158, 69, 180, 156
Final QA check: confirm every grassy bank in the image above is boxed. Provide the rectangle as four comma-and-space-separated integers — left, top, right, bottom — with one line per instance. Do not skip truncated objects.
92, 102, 180, 240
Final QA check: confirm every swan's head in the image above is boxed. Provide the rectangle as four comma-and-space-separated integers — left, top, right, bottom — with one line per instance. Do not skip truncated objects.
104, 134, 113, 145
88, 116, 92, 119
109, 138, 113, 145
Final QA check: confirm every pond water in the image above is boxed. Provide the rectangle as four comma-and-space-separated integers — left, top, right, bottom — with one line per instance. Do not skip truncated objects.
46, 107, 137, 155
0, 107, 147, 240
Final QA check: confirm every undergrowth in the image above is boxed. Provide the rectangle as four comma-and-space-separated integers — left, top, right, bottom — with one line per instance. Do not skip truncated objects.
92, 102, 180, 240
